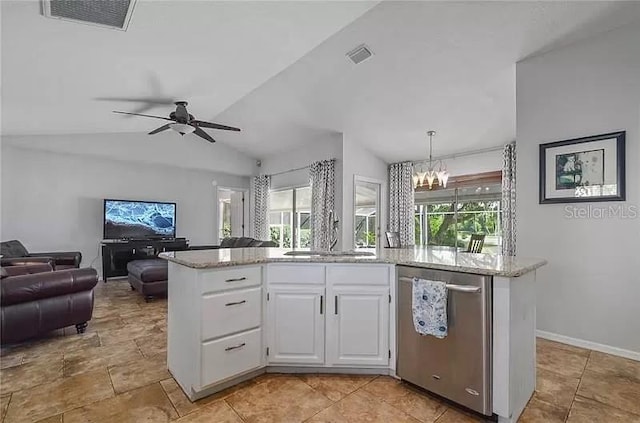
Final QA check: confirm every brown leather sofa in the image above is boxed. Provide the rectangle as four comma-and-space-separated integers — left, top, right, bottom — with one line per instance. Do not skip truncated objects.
1, 240, 82, 270
0, 266, 98, 344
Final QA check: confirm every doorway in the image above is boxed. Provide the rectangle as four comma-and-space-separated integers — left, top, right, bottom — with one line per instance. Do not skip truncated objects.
353, 177, 382, 249
217, 187, 247, 241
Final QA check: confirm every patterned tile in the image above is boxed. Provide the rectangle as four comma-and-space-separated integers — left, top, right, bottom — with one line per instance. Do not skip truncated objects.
174, 400, 243, 423
432, 408, 484, 423
586, 351, 640, 382
63, 383, 176, 423
98, 323, 163, 347
577, 368, 640, 415
0, 355, 23, 370
1, 394, 11, 422
63, 340, 142, 377
134, 333, 167, 358
535, 367, 580, 411
226, 373, 333, 422
3, 369, 114, 422
567, 395, 640, 423
518, 395, 568, 423
0, 356, 63, 394
360, 376, 446, 422
536, 340, 589, 378
298, 374, 376, 401
108, 354, 170, 394
307, 390, 420, 423
160, 377, 253, 417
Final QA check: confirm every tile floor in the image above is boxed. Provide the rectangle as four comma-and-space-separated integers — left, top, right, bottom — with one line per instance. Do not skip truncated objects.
1, 279, 639, 423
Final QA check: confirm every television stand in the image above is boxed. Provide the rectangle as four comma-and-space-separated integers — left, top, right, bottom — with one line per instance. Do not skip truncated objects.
101, 238, 188, 282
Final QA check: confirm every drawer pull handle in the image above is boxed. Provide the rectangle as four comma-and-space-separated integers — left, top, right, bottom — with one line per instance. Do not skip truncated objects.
225, 343, 246, 352
225, 277, 247, 283
225, 300, 247, 307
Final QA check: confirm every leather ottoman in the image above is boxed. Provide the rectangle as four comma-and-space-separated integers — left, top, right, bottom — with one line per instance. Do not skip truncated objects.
127, 259, 168, 301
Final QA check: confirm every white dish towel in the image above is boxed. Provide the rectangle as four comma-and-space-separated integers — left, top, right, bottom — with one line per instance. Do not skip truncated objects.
412, 277, 448, 339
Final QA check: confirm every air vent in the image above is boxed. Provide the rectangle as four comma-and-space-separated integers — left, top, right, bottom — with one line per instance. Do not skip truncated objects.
42, 0, 137, 31
346, 44, 373, 65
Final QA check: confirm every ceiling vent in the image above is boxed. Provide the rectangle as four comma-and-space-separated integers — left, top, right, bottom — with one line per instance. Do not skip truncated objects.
42, 0, 137, 31
346, 44, 373, 65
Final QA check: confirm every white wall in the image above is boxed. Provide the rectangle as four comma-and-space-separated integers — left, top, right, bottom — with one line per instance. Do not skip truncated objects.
342, 134, 389, 249
431, 149, 503, 177
1, 145, 249, 277
251, 134, 344, 245
1, 132, 257, 176
517, 23, 640, 354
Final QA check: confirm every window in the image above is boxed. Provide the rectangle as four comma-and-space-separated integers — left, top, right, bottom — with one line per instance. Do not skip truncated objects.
415, 183, 502, 253
268, 187, 311, 248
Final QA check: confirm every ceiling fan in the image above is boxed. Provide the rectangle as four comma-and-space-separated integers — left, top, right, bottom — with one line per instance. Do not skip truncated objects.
112, 101, 240, 143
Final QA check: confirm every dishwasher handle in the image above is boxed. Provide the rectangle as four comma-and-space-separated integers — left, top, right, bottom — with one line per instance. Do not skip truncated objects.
398, 277, 481, 294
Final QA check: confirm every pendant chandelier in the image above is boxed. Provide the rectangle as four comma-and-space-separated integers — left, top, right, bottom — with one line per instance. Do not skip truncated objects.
413, 130, 449, 189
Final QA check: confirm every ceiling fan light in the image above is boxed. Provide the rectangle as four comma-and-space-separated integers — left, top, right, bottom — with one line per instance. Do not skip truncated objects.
169, 123, 195, 135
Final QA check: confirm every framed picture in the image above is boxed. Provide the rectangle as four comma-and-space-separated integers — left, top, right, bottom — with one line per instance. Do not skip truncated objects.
539, 131, 625, 204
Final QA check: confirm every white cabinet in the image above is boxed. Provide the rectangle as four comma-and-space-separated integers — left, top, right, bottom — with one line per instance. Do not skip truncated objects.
265, 263, 391, 368
327, 285, 390, 366
266, 285, 325, 364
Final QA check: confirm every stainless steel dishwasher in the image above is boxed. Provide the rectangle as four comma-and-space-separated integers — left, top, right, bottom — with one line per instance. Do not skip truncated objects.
396, 266, 492, 416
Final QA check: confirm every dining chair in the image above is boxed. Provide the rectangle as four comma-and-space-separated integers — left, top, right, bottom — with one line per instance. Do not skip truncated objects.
465, 234, 486, 253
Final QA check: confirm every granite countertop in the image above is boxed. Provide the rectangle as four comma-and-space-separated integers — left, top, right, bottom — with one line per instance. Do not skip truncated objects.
158, 247, 546, 278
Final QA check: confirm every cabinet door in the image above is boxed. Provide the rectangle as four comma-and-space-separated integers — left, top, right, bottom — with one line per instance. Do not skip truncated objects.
327, 285, 389, 366
267, 285, 325, 364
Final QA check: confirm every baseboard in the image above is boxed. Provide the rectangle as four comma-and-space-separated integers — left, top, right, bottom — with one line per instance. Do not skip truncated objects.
537, 330, 640, 362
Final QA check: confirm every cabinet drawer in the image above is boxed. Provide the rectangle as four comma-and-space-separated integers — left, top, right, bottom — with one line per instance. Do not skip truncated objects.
200, 266, 261, 294
201, 328, 262, 388
327, 265, 390, 286
267, 264, 325, 284
201, 287, 262, 340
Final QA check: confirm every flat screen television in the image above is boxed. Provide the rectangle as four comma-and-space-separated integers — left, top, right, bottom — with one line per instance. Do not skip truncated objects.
103, 199, 176, 240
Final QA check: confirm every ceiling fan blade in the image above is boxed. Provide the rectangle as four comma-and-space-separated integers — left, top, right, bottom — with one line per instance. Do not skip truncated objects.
191, 120, 241, 132
149, 124, 172, 135
112, 111, 173, 121
192, 125, 216, 143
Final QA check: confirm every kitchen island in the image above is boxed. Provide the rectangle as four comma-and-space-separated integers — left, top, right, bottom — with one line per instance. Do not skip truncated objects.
159, 247, 546, 423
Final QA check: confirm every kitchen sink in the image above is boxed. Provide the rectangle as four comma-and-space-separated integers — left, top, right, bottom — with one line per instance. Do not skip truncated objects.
284, 250, 375, 257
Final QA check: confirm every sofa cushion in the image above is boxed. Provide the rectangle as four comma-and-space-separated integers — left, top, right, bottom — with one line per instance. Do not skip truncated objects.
1, 268, 98, 306
0, 240, 29, 258
127, 259, 168, 282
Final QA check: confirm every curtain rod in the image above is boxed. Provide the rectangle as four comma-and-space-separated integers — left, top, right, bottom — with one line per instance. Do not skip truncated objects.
410, 144, 506, 166
265, 158, 337, 178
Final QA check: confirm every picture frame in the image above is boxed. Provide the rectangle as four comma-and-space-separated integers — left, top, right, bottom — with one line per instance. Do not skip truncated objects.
539, 131, 625, 204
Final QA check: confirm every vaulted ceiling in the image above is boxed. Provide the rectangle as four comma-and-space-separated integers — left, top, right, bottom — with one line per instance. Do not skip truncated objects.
0, 0, 378, 135
2, 1, 640, 164
214, 1, 640, 161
